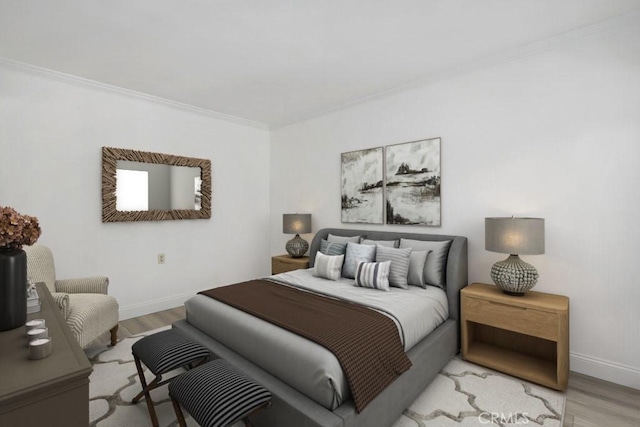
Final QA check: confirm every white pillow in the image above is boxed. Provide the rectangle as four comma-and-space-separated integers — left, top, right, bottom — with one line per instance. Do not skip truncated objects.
313, 252, 344, 281
354, 261, 391, 291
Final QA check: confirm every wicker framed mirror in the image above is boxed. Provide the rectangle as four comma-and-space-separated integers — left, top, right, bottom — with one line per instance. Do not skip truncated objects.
102, 147, 212, 222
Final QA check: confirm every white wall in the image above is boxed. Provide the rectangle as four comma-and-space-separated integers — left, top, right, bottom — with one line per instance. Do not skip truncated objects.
270, 18, 640, 388
0, 64, 271, 319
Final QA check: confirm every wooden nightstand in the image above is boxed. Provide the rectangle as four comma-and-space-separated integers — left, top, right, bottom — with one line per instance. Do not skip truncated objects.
271, 254, 310, 274
461, 283, 569, 390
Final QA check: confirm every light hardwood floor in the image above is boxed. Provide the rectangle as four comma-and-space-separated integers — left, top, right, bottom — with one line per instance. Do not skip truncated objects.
117, 307, 640, 427
118, 305, 186, 337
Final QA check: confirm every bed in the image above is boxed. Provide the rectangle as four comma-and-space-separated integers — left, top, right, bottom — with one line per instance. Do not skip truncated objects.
173, 228, 468, 427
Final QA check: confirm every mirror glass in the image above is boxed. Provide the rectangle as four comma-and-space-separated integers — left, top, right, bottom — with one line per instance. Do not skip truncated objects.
116, 161, 202, 211
102, 146, 211, 222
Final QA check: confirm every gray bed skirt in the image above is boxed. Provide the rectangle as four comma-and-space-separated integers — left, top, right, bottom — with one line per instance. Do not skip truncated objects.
175, 228, 468, 427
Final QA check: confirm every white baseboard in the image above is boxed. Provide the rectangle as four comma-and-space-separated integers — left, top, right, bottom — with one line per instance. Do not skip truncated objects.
571, 352, 640, 390
119, 291, 194, 321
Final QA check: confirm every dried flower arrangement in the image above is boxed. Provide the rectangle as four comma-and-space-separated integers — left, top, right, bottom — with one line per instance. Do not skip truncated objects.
0, 206, 42, 250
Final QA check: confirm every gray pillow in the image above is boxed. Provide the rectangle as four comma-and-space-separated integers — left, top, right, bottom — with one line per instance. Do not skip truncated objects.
342, 242, 377, 279
313, 252, 344, 281
360, 239, 399, 248
327, 234, 361, 244
375, 245, 412, 289
399, 239, 452, 289
320, 239, 347, 256
407, 250, 430, 288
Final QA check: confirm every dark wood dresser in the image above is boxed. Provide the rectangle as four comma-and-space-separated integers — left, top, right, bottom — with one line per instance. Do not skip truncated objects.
0, 283, 92, 426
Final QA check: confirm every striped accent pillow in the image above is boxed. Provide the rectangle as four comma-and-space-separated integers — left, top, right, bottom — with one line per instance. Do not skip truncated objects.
320, 239, 347, 256
313, 252, 345, 281
354, 261, 391, 291
375, 245, 412, 289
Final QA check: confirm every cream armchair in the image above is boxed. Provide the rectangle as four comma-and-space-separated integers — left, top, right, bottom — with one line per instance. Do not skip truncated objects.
24, 245, 119, 348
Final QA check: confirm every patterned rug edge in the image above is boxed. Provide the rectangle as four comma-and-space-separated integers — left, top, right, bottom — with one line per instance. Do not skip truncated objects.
86, 327, 566, 427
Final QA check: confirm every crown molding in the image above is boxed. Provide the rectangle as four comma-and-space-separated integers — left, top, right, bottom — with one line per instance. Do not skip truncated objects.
0, 56, 270, 131
271, 10, 640, 129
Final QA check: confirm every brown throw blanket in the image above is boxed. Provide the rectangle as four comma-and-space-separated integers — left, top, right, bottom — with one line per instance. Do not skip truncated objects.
200, 280, 412, 412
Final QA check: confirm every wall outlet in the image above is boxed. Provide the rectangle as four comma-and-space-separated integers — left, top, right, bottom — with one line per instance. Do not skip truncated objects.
158, 253, 165, 264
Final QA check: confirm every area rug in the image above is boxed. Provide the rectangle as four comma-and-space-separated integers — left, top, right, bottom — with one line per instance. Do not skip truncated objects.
86, 327, 565, 427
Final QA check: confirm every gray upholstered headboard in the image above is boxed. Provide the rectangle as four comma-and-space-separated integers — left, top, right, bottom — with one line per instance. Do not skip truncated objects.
309, 228, 468, 322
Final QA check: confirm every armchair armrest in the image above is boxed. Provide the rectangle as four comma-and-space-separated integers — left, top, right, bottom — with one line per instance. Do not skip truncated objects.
56, 276, 109, 295
51, 292, 70, 320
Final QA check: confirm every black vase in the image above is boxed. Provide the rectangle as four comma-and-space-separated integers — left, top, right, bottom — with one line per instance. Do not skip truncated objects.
0, 248, 27, 331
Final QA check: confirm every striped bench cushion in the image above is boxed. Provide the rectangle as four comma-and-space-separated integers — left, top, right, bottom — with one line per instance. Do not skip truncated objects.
169, 359, 271, 427
132, 328, 210, 375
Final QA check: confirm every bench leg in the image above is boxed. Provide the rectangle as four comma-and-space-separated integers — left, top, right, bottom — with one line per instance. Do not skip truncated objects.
132, 355, 160, 427
243, 401, 270, 427
109, 325, 118, 346
171, 397, 188, 427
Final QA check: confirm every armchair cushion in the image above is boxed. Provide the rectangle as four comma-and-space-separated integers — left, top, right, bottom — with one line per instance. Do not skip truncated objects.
51, 292, 70, 319
67, 294, 119, 349
56, 277, 109, 295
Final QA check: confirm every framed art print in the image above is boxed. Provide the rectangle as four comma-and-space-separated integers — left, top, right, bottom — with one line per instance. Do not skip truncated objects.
385, 137, 441, 226
341, 147, 384, 224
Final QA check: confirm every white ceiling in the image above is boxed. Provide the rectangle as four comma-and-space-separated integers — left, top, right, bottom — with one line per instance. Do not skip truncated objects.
1, 1, 639, 128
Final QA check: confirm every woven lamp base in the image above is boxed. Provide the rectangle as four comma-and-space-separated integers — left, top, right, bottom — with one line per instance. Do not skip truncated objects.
490, 255, 538, 296
286, 234, 309, 258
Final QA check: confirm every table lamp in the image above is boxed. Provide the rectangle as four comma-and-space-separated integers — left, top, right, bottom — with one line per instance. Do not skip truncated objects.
485, 217, 545, 296
283, 213, 311, 258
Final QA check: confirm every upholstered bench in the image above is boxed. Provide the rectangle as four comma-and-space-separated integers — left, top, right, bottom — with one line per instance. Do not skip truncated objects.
169, 359, 272, 427
131, 328, 210, 427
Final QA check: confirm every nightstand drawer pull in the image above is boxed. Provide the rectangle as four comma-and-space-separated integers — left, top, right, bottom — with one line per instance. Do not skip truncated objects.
488, 301, 526, 310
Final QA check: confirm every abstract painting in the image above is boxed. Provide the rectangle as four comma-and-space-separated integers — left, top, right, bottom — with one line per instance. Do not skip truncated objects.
341, 147, 384, 224
385, 138, 441, 226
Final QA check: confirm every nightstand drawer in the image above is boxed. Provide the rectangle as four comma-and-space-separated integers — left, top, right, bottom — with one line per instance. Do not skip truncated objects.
271, 255, 309, 274
272, 258, 296, 274
463, 296, 558, 341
